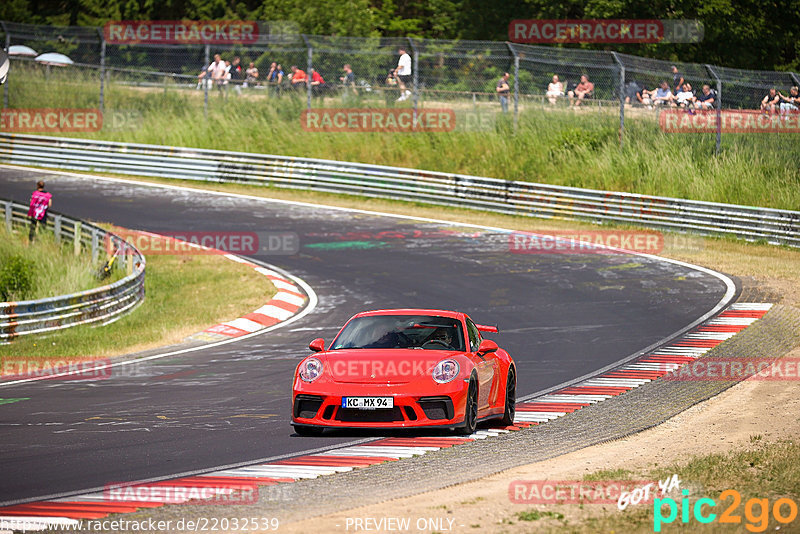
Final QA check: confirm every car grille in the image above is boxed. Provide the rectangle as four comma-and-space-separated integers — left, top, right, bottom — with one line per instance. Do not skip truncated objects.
335, 407, 404, 423
294, 395, 324, 419
418, 396, 454, 420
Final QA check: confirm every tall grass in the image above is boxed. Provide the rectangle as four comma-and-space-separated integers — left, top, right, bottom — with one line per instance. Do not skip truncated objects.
0, 225, 116, 301
5, 66, 800, 210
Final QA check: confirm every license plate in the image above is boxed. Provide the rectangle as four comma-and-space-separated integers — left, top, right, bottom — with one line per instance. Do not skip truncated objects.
341, 397, 394, 410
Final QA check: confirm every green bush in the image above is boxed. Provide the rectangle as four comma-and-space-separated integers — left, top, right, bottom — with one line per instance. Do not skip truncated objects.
0, 255, 35, 302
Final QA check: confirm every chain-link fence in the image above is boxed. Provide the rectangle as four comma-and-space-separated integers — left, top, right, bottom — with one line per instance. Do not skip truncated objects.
2, 20, 799, 151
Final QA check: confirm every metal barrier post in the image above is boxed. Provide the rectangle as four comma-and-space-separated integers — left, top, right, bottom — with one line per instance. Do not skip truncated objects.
705, 64, 722, 155
54, 214, 61, 244
790, 73, 800, 87
98, 29, 106, 114
91, 229, 99, 263
610, 52, 625, 149
302, 34, 312, 111
3, 201, 10, 233
73, 221, 82, 256
203, 44, 209, 119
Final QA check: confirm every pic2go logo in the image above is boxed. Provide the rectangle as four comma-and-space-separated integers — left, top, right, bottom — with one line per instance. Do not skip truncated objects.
654, 489, 798, 532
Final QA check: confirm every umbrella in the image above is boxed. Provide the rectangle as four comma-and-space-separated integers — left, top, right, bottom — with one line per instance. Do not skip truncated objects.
34, 52, 74, 67
8, 45, 38, 57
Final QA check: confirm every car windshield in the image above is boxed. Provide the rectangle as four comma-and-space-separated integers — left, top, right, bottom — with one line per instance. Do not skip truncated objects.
330, 315, 465, 351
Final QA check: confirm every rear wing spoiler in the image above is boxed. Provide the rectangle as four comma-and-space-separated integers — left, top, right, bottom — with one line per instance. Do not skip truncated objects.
475, 323, 499, 334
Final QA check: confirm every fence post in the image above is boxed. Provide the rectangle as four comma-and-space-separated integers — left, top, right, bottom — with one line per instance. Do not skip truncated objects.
54, 214, 61, 244
92, 229, 99, 264
73, 221, 82, 256
203, 44, 210, 119
3, 201, 10, 233
610, 52, 625, 149
790, 73, 800, 87
705, 64, 722, 155
302, 34, 312, 111
2, 22, 9, 110
408, 38, 418, 121
506, 42, 520, 131
97, 28, 106, 114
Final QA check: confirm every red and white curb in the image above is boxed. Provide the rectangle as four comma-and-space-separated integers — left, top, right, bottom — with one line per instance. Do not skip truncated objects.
0, 303, 772, 530
187, 255, 308, 342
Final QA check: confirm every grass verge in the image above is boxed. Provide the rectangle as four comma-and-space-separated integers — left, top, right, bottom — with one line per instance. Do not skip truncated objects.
0, 230, 276, 363
5, 67, 800, 210
514, 439, 800, 533
0, 224, 124, 301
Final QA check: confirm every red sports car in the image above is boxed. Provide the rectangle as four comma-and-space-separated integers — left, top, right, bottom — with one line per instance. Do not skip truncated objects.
291, 309, 516, 436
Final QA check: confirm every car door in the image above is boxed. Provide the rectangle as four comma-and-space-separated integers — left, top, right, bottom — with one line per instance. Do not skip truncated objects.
466, 318, 496, 411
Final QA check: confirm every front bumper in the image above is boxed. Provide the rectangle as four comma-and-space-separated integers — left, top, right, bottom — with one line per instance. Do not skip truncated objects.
291, 382, 468, 429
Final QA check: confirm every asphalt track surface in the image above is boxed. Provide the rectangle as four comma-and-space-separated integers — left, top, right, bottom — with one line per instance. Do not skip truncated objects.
0, 167, 732, 505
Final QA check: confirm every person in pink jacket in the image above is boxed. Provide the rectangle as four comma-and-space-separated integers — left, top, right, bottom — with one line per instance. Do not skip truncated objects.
28, 181, 52, 242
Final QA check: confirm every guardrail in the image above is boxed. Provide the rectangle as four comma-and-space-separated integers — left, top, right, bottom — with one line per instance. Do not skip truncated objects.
1, 197, 146, 340
1, 133, 798, 248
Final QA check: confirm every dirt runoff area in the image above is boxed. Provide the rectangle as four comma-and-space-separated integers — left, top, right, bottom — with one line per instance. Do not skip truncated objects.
282, 346, 800, 534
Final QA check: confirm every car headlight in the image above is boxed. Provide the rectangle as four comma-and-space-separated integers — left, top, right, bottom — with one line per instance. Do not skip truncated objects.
432, 359, 460, 384
299, 357, 323, 382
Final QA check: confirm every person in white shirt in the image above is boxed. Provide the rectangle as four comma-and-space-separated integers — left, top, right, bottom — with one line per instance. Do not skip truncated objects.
546, 75, 564, 105
675, 82, 695, 108
394, 48, 412, 101
207, 54, 227, 94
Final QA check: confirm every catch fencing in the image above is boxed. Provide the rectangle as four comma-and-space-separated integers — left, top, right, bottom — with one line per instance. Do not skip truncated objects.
1, 133, 797, 248
2, 20, 800, 152
0, 196, 146, 340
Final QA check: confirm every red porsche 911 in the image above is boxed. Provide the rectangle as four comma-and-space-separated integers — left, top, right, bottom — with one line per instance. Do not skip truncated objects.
291, 309, 516, 436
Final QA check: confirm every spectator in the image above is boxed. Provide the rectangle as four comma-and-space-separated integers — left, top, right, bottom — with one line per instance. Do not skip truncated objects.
196, 67, 209, 90
310, 68, 329, 95
650, 81, 675, 106
779, 86, 799, 115
27, 180, 52, 243
222, 60, 232, 95
568, 75, 594, 107
229, 57, 245, 95
267, 62, 284, 85
761, 88, 781, 114
245, 62, 258, 87
290, 65, 307, 89
496, 72, 511, 113
546, 75, 564, 105
695, 84, 716, 109
394, 47, 412, 101
671, 65, 684, 94
624, 79, 645, 106
675, 82, 695, 108
340, 64, 356, 93
207, 54, 227, 93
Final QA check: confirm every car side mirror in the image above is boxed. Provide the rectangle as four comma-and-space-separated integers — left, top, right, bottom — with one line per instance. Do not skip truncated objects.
478, 339, 498, 355
309, 338, 325, 352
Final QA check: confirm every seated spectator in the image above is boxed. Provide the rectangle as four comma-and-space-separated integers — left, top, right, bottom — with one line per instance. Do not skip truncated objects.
761, 88, 780, 114
290, 65, 307, 88
624, 80, 645, 106
267, 62, 284, 84
546, 75, 564, 105
650, 81, 675, 106
779, 86, 799, 115
245, 62, 259, 87
695, 84, 716, 109
568, 75, 594, 107
675, 82, 695, 108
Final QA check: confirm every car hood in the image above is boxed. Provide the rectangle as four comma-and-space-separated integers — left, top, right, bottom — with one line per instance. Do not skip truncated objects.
322, 349, 463, 384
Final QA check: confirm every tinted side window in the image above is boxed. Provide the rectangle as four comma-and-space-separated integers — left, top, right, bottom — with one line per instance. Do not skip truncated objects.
466, 318, 481, 352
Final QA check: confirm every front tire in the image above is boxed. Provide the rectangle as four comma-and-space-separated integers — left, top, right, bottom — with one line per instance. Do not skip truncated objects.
500, 367, 516, 426
457, 379, 478, 435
